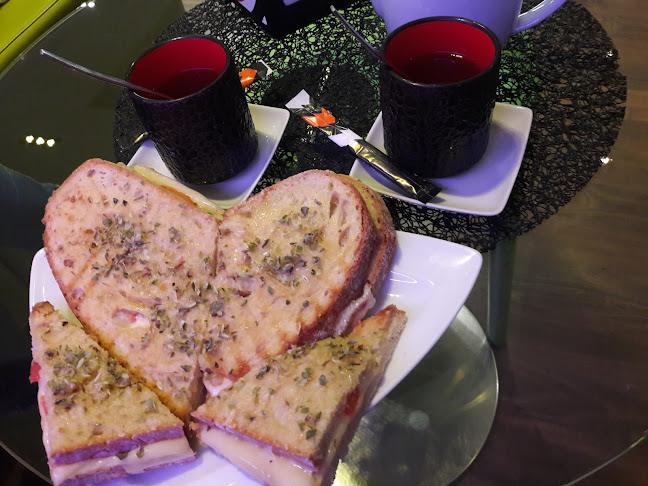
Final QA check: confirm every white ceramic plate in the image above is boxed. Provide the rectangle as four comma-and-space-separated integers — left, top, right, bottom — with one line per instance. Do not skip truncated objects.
29, 232, 482, 486
128, 104, 289, 209
349, 102, 533, 216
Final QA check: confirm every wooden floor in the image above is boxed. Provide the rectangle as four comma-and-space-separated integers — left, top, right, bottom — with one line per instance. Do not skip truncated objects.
2, 0, 646, 485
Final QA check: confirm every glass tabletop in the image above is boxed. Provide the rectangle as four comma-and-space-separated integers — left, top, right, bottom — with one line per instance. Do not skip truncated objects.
0, 0, 186, 482
0, 0, 646, 485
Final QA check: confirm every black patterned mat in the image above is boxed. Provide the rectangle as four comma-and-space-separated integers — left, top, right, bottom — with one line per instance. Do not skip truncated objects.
114, 0, 626, 253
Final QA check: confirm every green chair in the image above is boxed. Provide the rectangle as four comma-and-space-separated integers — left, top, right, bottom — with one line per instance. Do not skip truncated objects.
0, 0, 82, 73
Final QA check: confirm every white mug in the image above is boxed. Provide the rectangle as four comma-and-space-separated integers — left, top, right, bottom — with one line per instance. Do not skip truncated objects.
371, 0, 567, 46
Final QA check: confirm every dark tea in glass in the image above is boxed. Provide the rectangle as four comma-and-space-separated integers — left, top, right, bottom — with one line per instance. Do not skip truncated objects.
158, 68, 220, 99
400, 52, 482, 84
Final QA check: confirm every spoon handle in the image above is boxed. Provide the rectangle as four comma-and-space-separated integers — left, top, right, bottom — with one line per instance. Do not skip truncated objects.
40, 50, 174, 101
329, 6, 407, 78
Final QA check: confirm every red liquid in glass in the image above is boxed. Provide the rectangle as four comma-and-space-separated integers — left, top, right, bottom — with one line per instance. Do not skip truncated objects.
400, 52, 482, 84
159, 68, 221, 99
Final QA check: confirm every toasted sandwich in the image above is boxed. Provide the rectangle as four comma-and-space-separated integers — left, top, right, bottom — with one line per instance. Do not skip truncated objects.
192, 305, 406, 486
42, 159, 222, 420
199, 170, 392, 395
29, 302, 195, 486
43, 161, 396, 419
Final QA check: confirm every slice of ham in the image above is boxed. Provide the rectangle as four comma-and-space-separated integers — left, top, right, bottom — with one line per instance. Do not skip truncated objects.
29, 361, 41, 384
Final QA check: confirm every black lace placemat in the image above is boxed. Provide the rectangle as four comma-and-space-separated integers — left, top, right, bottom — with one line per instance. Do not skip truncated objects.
113, 0, 626, 253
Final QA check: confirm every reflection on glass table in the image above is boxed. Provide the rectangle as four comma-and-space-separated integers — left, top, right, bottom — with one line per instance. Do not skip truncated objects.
0, 0, 646, 485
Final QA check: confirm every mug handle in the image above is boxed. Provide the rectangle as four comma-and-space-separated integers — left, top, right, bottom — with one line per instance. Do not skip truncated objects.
513, 0, 566, 34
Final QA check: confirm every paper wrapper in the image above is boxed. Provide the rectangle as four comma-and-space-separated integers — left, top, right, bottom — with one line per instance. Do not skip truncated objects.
239, 60, 273, 88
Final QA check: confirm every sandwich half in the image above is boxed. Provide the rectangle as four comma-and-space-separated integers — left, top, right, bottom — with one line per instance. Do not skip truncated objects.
43, 159, 222, 420
29, 301, 195, 486
192, 305, 406, 486
200, 170, 391, 394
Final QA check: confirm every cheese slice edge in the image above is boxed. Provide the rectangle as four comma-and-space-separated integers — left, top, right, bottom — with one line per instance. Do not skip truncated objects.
50, 437, 194, 485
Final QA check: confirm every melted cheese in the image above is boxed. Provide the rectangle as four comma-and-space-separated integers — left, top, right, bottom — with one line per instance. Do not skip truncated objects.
204, 376, 234, 397
198, 413, 353, 486
50, 437, 194, 485
199, 427, 320, 486
333, 284, 375, 335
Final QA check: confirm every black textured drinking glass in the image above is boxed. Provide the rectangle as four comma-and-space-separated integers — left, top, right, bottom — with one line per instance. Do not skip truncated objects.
128, 36, 258, 184
380, 17, 501, 178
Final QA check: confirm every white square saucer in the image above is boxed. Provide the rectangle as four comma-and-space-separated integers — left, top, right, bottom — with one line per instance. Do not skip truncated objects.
349, 103, 533, 216
127, 104, 289, 209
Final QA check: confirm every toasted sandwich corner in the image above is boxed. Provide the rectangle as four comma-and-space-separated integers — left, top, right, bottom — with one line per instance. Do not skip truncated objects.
29, 301, 195, 486
192, 305, 406, 486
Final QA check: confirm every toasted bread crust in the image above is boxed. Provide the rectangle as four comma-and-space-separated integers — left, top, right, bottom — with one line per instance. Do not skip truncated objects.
57, 467, 129, 486
349, 305, 406, 363
338, 175, 396, 295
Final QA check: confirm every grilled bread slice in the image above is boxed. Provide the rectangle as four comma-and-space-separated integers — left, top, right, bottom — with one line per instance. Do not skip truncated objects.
199, 170, 380, 394
29, 302, 195, 486
192, 305, 406, 486
43, 161, 396, 419
43, 159, 221, 420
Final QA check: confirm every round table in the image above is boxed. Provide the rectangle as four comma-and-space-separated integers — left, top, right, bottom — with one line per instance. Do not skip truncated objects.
111, 1, 629, 484
1, 0, 643, 485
